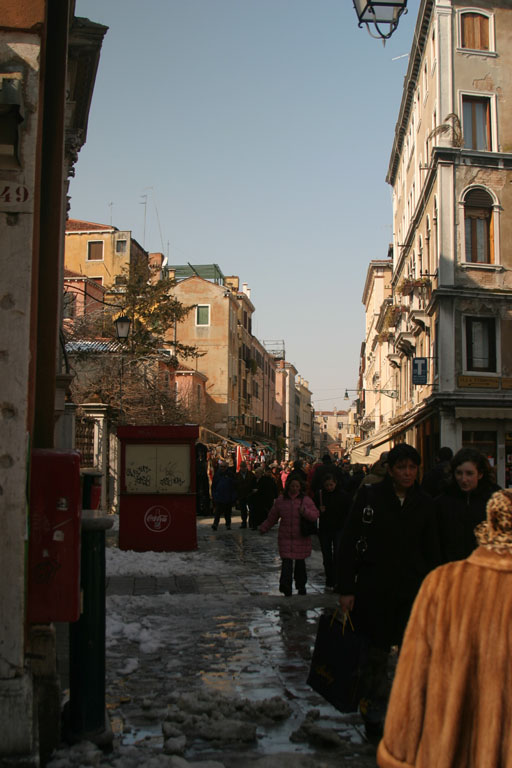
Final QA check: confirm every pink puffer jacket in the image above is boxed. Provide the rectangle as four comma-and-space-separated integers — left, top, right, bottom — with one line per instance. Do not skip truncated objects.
260, 494, 319, 559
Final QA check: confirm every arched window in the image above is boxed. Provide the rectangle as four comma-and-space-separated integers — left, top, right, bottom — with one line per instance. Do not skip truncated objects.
460, 12, 489, 51
464, 188, 494, 263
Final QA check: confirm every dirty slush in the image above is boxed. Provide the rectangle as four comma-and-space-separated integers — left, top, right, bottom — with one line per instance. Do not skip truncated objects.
49, 517, 378, 768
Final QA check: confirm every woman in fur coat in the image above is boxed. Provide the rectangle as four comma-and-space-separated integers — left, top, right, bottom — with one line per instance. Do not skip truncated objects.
259, 473, 319, 596
377, 489, 512, 768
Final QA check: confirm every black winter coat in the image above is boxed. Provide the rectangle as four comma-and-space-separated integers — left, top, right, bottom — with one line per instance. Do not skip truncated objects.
251, 474, 278, 525
436, 481, 500, 564
337, 475, 440, 648
313, 485, 352, 534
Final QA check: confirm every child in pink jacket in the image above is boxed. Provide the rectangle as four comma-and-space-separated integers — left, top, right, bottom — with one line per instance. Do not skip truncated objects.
259, 474, 319, 596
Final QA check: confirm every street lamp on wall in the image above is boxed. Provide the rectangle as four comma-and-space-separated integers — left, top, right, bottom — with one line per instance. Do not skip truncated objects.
344, 388, 398, 400
114, 315, 131, 422
114, 314, 131, 341
352, 0, 408, 41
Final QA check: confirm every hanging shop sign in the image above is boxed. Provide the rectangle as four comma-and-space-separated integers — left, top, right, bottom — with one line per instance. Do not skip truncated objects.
412, 357, 428, 385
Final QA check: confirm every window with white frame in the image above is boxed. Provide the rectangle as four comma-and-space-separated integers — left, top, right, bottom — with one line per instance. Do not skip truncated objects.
462, 94, 493, 151
465, 316, 497, 373
459, 10, 494, 53
195, 305, 210, 326
462, 187, 496, 264
430, 25, 436, 70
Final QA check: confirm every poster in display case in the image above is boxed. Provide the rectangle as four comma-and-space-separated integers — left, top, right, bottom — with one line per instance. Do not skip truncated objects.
125, 444, 190, 494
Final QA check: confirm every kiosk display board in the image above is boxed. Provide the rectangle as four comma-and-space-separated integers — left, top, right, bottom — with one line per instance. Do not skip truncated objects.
125, 444, 191, 494
118, 425, 199, 551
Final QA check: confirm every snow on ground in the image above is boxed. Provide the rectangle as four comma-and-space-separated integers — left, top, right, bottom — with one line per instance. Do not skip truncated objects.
106, 517, 260, 577
106, 547, 230, 577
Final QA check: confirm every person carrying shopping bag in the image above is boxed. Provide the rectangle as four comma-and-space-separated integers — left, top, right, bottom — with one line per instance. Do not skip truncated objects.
259, 473, 319, 596
337, 444, 440, 743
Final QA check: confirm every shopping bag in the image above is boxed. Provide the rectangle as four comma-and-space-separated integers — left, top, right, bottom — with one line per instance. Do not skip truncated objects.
307, 609, 367, 713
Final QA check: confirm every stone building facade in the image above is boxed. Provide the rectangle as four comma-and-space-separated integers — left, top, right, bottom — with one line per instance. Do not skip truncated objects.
355, 0, 512, 486
0, 4, 106, 763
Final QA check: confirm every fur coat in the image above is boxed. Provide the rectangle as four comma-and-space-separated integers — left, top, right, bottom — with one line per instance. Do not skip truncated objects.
377, 547, 512, 768
259, 494, 319, 559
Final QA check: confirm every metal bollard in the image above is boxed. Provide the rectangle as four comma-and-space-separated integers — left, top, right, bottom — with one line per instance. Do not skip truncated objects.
68, 511, 113, 748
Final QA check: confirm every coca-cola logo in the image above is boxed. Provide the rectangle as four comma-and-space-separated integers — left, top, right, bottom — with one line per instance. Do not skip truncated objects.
144, 505, 171, 533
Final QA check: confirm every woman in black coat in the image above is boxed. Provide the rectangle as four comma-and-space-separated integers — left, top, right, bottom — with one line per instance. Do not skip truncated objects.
436, 447, 500, 564
313, 473, 352, 589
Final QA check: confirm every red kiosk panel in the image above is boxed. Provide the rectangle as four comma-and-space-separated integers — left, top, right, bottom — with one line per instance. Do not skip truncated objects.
118, 425, 199, 552
27, 449, 82, 623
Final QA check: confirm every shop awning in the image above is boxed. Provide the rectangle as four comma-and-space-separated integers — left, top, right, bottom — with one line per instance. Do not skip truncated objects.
252, 440, 276, 452
228, 437, 252, 448
349, 444, 390, 466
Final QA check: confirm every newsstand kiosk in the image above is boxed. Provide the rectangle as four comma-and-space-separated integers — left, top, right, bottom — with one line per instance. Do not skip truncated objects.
118, 425, 199, 551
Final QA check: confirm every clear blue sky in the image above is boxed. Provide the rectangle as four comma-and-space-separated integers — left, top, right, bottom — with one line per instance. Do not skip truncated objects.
72, 0, 421, 409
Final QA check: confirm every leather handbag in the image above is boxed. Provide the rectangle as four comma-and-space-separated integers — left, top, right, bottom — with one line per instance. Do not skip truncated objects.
299, 501, 318, 536
300, 515, 318, 537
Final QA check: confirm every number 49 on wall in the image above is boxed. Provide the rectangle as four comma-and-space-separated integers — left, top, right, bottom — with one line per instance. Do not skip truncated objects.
0, 182, 30, 208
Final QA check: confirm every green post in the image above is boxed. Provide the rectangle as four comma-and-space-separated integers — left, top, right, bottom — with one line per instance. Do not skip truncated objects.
68, 512, 113, 747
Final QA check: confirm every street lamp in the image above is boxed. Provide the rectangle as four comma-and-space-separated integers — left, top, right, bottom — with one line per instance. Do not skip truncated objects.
114, 315, 131, 422
352, 0, 408, 40
114, 314, 131, 341
344, 388, 398, 400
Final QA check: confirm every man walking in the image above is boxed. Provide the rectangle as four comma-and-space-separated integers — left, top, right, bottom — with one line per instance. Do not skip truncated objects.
235, 461, 256, 528
337, 443, 440, 743
211, 461, 236, 530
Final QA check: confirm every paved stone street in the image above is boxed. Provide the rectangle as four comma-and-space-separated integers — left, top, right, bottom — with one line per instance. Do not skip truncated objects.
71, 514, 381, 768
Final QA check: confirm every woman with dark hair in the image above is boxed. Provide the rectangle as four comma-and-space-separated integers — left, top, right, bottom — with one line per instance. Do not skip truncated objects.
436, 447, 500, 564
259, 473, 319, 596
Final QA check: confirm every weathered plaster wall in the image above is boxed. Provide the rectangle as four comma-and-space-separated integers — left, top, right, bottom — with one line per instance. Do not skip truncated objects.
0, 27, 41, 759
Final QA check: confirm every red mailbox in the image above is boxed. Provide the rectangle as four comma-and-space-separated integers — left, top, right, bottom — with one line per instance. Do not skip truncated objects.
27, 449, 82, 623
118, 425, 199, 552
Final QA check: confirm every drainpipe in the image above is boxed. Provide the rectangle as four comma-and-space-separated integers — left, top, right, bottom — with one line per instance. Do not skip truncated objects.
33, 0, 69, 448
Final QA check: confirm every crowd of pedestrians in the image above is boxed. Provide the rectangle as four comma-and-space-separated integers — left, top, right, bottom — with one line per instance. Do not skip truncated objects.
207, 443, 509, 762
